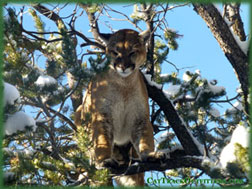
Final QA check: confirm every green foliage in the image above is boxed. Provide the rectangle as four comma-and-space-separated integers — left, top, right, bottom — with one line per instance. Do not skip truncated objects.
4, 8, 22, 40
234, 143, 249, 173
74, 124, 92, 160
130, 4, 147, 22
154, 39, 170, 66
164, 29, 180, 50
61, 29, 77, 68
92, 169, 111, 186
89, 55, 110, 74
28, 8, 45, 38
86, 4, 101, 13
154, 70, 248, 186
3, 4, 248, 188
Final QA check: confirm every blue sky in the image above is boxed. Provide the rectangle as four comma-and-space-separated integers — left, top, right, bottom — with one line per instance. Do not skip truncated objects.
14, 2, 249, 112
5, 3, 250, 187
165, 3, 249, 97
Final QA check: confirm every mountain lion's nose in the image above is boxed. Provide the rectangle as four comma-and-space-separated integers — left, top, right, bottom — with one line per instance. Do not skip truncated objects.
117, 64, 127, 71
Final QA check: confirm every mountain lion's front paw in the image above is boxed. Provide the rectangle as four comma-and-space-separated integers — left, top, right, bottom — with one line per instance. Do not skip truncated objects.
142, 151, 168, 162
101, 158, 120, 169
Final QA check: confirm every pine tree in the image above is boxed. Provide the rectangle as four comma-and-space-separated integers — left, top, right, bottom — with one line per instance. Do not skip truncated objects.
2, 3, 250, 187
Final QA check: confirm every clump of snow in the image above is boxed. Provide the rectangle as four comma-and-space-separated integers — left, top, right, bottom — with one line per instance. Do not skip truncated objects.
3, 82, 20, 107
77, 172, 88, 182
210, 142, 221, 156
143, 73, 162, 89
56, 41, 62, 50
97, 58, 108, 69
220, 125, 249, 168
230, 125, 249, 148
220, 143, 236, 168
159, 73, 169, 78
131, 4, 146, 20
163, 85, 181, 98
226, 100, 243, 113
195, 69, 201, 75
39, 85, 65, 103
207, 81, 225, 95
230, 28, 250, 54
182, 72, 192, 82
5, 111, 36, 135
35, 75, 57, 87
222, 13, 250, 54
155, 131, 170, 148
236, 86, 243, 94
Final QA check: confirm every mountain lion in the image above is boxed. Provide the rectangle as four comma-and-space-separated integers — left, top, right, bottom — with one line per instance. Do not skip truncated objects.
75, 29, 163, 186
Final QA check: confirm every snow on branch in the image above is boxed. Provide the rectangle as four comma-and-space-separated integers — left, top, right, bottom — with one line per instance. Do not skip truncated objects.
4, 82, 37, 135
4, 111, 36, 135
3, 82, 20, 107
35, 75, 57, 87
143, 73, 162, 89
220, 125, 249, 169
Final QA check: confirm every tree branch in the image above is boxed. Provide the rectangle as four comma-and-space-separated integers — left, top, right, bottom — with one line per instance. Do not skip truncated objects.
104, 5, 143, 32
224, 3, 246, 41
69, 26, 105, 50
79, 3, 104, 44
142, 3, 155, 76
110, 155, 204, 176
192, 3, 249, 115
108, 148, 227, 182
142, 73, 202, 156
32, 4, 63, 27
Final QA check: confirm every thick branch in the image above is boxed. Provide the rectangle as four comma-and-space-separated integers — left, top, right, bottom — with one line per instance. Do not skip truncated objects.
192, 4, 249, 114
32, 4, 63, 27
142, 73, 202, 156
142, 3, 155, 76
109, 148, 227, 181
110, 156, 204, 176
225, 3, 246, 41
70, 26, 105, 50
66, 72, 83, 113
79, 4, 103, 43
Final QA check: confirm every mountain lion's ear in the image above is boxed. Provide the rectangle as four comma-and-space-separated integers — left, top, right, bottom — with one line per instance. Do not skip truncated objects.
99, 33, 112, 46
139, 29, 151, 43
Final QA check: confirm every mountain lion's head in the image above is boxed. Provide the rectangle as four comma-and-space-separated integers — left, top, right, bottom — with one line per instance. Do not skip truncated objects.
101, 29, 148, 77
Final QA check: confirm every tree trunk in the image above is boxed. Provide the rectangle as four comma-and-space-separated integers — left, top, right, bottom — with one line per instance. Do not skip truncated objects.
193, 3, 249, 114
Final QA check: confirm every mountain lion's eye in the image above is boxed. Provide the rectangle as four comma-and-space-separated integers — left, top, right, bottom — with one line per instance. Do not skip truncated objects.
129, 51, 136, 57
111, 50, 118, 57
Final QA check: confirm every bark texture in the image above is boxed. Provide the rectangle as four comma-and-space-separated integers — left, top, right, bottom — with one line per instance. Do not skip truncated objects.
142, 74, 203, 156
193, 4, 249, 114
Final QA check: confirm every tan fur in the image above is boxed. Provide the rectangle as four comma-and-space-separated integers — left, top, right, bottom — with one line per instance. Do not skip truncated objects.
75, 29, 157, 186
